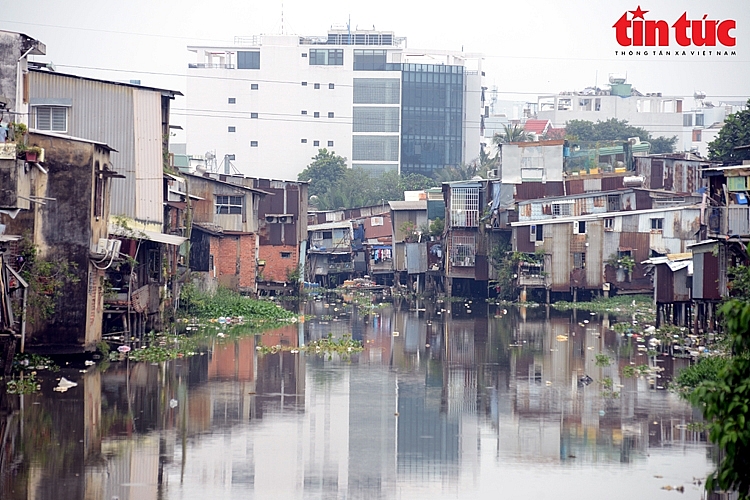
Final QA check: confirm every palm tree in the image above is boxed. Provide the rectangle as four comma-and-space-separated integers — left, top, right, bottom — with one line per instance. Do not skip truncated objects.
492, 123, 532, 145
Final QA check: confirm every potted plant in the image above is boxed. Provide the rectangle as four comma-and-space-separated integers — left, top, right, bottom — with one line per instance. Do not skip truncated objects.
24, 146, 42, 162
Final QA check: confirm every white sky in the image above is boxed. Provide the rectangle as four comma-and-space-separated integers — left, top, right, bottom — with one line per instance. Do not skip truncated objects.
3, 0, 749, 139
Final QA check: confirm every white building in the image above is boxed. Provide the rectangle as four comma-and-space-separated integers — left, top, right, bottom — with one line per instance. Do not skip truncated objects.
536, 77, 685, 150
681, 99, 747, 157
184, 28, 483, 181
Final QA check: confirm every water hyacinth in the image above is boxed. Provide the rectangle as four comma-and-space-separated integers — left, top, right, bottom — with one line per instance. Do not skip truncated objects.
255, 334, 363, 357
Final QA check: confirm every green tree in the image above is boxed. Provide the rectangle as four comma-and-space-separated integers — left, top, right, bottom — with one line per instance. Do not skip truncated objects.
297, 149, 348, 198
650, 135, 679, 154
434, 161, 482, 183
708, 100, 750, 164
492, 123, 532, 144
690, 299, 750, 499
565, 118, 650, 142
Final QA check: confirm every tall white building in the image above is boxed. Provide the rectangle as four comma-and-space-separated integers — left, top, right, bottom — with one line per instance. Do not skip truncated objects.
185, 28, 483, 180
535, 77, 685, 150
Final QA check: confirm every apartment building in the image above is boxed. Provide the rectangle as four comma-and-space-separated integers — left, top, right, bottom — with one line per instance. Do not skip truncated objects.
184, 27, 483, 180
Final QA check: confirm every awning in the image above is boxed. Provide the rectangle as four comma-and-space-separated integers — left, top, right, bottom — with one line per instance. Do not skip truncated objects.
109, 225, 187, 246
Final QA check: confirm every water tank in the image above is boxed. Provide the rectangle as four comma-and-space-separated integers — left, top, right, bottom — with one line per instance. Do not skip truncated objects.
623, 175, 644, 187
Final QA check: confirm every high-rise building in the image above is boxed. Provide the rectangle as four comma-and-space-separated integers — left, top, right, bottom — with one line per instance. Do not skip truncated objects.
184, 28, 483, 180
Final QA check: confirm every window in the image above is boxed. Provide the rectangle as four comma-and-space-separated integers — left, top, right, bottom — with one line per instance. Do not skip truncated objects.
353, 49, 387, 70
280, 252, 292, 259
35, 106, 67, 132
250, 83, 259, 90
314, 112, 320, 118
530, 224, 544, 242
693, 129, 702, 142
328, 112, 334, 118
309, 49, 343, 65
322, 231, 333, 240
573, 252, 586, 269
226, 154, 235, 160
94, 168, 103, 218
604, 217, 614, 230
328, 141, 334, 147
314, 83, 320, 89
251, 112, 258, 119
329, 83, 335, 89
650, 218, 664, 230
607, 194, 621, 211
302, 81, 307, 86
228, 126, 236, 132
683, 114, 693, 127
216, 195, 243, 215
228, 97, 236, 104
450, 187, 480, 227
237, 51, 260, 69
250, 141, 258, 147
301, 110, 307, 115
301, 53, 307, 58
301, 138, 307, 143
313, 140, 320, 146
552, 203, 571, 216
574, 220, 587, 234
696, 114, 705, 126
450, 235, 476, 267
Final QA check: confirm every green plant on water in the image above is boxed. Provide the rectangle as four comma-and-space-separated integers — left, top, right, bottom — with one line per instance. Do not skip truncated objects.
600, 376, 614, 390
595, 354, 612, 367
5, 373, 41, 394
127, 334, 199, 363
673, 356, 731, 396
637, 364, 650, 375
97, 341, 110, 356
13, 353, 57, 372
180, 285, 295, 322
256, 333, 363, 357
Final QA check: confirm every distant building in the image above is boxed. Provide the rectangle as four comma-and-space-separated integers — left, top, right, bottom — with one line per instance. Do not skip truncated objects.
536, 77, 684, 150
184, 28, 483, 180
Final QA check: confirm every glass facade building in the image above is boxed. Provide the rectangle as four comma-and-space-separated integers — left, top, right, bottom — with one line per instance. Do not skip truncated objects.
400, 64, 464, 176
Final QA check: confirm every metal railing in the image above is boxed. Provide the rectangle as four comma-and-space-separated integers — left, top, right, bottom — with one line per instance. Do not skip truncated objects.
188, 63, 235, 69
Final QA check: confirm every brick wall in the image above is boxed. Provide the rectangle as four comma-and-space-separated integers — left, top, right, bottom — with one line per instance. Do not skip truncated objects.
215, 234, 256, 293
259, 244, 298, 282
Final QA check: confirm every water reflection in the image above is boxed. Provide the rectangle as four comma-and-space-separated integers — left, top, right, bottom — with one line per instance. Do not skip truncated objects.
1, 303, 714, 499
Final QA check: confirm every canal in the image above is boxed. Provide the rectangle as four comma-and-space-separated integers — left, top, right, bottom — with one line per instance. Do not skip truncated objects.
1, 300, 713, 499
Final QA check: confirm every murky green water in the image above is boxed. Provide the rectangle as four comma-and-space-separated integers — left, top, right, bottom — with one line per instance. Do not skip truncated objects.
0, 301, 714, 499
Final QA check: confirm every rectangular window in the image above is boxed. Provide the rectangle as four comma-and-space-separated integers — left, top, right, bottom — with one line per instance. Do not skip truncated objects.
237, 51, 260, 69
281, 252, 292, 259
94, 173, 103, 218
604, 217, 614, 230
683, 114, 693, 127
353, 49, 387, 71
535, 224, 544, 241
301, 53, 307, 58
251, 112, 258, 119
309, 49, 343, 65
329, 83, 335, 89
250, 83, 258, 90
35, 106, 67, 132
574, 220, 587, 234
250, 141, 258, 147
228, 126, 236, 132
695, 114, 705, 126
302, 81, 307, 86
301, 138, 307, 143
314, 83, 320, 89
314, 112, 320, 118
301, 110, 307, 115
228, 97, 236, 104
216, 195, 243, 215
450, 235, 476, 267
322, 231, 333, 240
650, 218, 663, 230
552, 203, 571, 216
313, 140, 320, 146
607, 194, 621, 212
450, 187, 480, 227
328, 141, 334, 147
328, 112, 334, 118
693, 129, 702, 142
573, 252, 586, 269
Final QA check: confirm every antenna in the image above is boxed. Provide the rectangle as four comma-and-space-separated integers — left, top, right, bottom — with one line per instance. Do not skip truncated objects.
281, 3, 284, 34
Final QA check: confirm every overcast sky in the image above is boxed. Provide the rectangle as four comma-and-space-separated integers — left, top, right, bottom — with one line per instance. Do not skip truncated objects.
3, 0, 749, 137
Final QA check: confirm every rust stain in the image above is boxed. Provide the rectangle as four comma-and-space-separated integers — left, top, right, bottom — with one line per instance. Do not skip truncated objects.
542, 204, 552, 215
593, 196, 605, 208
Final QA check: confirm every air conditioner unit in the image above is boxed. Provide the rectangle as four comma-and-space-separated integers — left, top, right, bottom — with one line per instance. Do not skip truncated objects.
108, 239, 122, 257
278, 215, 290, 224
627, 136, 641, 145
96, 238, 108, 254
489, 168, 499, 178
265, 215, 276, 223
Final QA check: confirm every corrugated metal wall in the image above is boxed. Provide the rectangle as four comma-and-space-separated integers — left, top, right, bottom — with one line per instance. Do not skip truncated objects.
30, 72, 164, 226
546, 224, 570, 292
586, 220, 603, 288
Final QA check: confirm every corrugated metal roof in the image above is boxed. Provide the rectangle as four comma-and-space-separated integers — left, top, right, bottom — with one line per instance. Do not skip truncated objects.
388, 201, 427, 211
29, 129, 117, 151
511, 204, 701, 227
30, 68, 182, 96
308, 221, 353, 231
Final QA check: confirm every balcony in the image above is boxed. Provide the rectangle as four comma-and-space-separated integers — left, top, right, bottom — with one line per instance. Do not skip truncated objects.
708, 206, 750, 237
328, 261, 354, 273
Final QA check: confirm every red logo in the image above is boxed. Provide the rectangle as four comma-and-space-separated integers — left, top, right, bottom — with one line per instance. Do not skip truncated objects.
613, 6, 736, 47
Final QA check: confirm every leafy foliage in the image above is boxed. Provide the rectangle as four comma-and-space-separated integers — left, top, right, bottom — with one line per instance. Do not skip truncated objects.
595, 354, 612, 367
180, 286, 295, 321
708, 100, 750, 164
674, 356, 730, 391
689, 299, 750, 499
564, 118, 678, 154
492, 124, 532, 144
256, 333, 363, 357
297, 149, 348, 198
650, 135, 679, 154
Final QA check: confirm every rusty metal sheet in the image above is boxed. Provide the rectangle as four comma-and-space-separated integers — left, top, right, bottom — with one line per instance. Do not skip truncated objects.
131, 285, 150, 313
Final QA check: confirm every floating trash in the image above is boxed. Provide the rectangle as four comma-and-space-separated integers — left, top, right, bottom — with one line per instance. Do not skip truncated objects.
169, 399, 178, 408
117, 345, 131, 354
84, 360, 96, 366
53, 378, 78, 393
